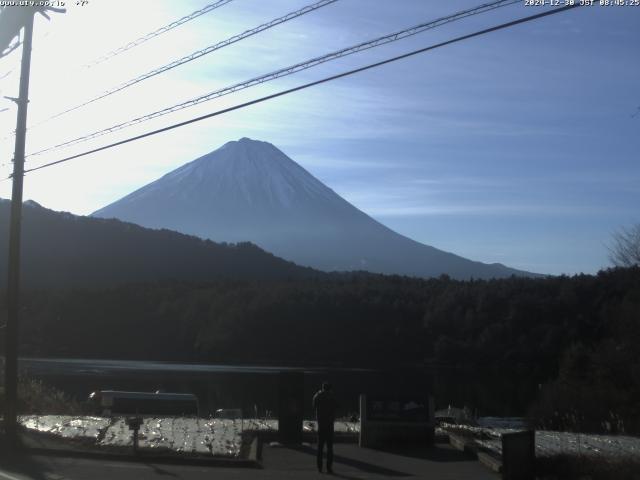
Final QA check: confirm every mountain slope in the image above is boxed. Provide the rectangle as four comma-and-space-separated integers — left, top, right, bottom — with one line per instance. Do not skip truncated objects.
0, 199, 316, 289
93, 138, 537, 279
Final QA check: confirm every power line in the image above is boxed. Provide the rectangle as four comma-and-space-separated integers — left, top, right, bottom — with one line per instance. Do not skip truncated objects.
27, 0, 521, 158
31, 0, 339, 129
20, 3, 581, 177
84, 0, 235, 67
0, 40, 20, 59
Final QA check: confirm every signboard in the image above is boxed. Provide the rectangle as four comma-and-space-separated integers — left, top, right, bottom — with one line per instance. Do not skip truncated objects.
359, 394, 435, 448
502, 430, 535, 480
366, 397, 429, 422
278, 371, 304, 444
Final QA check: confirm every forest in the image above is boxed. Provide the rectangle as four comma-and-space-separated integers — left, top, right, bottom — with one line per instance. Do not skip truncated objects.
1, 266, 638, 433
0, 200, 317, 288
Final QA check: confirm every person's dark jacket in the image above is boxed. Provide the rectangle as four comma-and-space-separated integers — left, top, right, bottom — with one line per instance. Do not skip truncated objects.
312, 389, 337, 429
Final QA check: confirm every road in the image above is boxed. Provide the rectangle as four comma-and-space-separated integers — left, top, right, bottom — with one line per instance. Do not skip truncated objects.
0, 442, 498, 479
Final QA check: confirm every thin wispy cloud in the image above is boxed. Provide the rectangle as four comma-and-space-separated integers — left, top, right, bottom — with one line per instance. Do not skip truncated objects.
367, 203, 621, 218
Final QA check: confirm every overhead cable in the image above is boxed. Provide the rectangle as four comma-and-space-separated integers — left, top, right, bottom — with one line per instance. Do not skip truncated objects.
84, 0, 236, 67
27, 0, 521, 158
32, 0, 339, 127
20, 3, 581, 176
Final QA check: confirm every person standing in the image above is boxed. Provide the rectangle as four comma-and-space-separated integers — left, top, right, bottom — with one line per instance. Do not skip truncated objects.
312, 382, 337, 473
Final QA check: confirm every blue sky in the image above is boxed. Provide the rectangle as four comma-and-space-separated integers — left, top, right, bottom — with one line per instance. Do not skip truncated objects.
0, 0, 638, 275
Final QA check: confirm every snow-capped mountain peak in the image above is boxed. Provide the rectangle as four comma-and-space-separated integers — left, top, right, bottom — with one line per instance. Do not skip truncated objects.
93, 138, 535, 279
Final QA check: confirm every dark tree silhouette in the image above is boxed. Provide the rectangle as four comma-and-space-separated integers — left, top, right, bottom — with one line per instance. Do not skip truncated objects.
609, 223, 640, 267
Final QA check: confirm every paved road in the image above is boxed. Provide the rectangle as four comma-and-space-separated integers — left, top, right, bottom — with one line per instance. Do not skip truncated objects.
0, 442, 497, 480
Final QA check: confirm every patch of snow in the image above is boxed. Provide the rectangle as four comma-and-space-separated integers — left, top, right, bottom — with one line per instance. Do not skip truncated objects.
20, 415, 242, 457
98, 417, 242, 456
441, 423, 640, 460
19, 415, 359, 457
20, 415, 110, 440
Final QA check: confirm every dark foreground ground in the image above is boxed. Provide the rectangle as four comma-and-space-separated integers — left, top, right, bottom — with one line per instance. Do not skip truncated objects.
0, 442, 497, 480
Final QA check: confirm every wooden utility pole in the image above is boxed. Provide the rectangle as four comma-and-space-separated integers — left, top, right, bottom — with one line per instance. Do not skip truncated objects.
1, 4, 64, 445
4, 9, 34, 445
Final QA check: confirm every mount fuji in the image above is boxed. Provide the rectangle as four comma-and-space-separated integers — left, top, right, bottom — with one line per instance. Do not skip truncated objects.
93, 138, 535, 279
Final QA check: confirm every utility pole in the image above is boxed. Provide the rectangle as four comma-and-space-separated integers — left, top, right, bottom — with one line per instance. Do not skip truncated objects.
4, 9, 34, 446
1, 4, 63, 445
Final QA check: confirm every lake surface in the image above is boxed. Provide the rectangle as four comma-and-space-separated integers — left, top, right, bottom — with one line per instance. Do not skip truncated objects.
17, 357, 537, 417
19, 357, 378, 376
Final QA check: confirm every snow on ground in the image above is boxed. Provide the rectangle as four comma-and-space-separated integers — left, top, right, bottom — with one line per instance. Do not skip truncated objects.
238, 418, 359, 434
20, 415, 110, 441
303, 420, 360, 434
536, 431, 640, 459
100, 417, 241, 456
243, 418, 278, 432
443, 423, 640, 460
18, 415, 360, 457
22, 415, 637, 461
19, 415, 243, 457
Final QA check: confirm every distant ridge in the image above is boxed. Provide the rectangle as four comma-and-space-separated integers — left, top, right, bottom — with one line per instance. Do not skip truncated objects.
0, 199, 316, 289
93, 138, 539, 279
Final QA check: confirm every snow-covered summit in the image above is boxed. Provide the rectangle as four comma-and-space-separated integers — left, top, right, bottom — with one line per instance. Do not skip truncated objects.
117, 138, 340, 212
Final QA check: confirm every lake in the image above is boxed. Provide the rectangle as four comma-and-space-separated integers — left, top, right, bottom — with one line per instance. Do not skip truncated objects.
17, 357, 537, 418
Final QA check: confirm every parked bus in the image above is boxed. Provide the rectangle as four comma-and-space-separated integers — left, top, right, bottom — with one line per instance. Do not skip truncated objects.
88, 390, 199, 416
